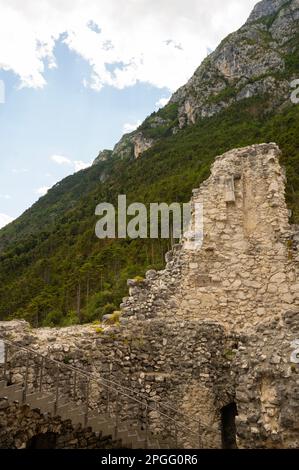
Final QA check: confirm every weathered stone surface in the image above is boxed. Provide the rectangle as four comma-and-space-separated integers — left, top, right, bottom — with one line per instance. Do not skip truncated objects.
121, 143, 297, 334
0, 399, 121, 449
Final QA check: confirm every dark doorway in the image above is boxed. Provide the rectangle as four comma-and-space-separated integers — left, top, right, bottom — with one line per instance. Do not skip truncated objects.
221, 402, 238, 449
26, 432, 57, 449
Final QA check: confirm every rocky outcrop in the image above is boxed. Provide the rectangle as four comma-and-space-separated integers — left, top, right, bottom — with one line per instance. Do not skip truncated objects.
170, 0, 299, 127
92, 0, 299, 162
132, 133, 154, 159
248, 0, 292, 23
111, 133, 135, 160
92, 149, 112, 165
108, 131, 154, 160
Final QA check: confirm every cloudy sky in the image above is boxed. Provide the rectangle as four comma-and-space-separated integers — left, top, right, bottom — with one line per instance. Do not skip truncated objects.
0, 0, 258, 228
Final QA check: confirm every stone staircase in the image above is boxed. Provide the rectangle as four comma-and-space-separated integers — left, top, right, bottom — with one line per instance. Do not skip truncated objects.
0, 381, 171, 449
0, 338, 199, 448
0, 378, 169, 448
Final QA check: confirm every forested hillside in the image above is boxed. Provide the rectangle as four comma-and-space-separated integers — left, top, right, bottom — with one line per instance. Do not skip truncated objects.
0, 0, 299, 327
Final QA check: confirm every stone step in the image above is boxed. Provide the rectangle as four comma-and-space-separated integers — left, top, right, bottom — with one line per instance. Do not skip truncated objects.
86, 415, 109, 429
86, 419, 116, 436
1, 383, 22, 393
116, 434, 140, 448
55, 401, 77, 417
26, 392, 56, 413
0, 380, 172, 449
86, 414, 163, 448
67, 412, 93, 427
0, 383, 23, 402
148, 440, 161, 449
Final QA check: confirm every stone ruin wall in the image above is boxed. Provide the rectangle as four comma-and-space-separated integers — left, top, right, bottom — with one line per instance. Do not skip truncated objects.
122, 143, 298, 332
234, 309, 299, 449
1, 143, 299, 448
0, 318, 234, 448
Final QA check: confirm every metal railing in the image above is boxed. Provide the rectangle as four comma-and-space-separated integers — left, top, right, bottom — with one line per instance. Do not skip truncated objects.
0, 338, 204, 448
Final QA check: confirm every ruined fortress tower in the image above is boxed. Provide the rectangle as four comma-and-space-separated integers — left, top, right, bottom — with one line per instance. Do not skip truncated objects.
1, 143, 299, 448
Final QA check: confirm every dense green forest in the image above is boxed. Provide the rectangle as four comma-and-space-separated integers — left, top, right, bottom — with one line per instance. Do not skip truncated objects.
1, 94, 299, 327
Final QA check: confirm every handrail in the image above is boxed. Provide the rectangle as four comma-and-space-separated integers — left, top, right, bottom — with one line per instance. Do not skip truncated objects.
0, 337, 198, 424
1, 338, 182, 417
0, 337, 201, 443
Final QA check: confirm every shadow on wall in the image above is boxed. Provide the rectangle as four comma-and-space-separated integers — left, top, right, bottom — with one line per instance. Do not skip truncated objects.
221, 403, 238, 449
26, 432, 58, 449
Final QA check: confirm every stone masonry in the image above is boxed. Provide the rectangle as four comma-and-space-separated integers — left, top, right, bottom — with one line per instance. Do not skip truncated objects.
1, 143, 299, 448
0, 397, 121, 449
122, 143, 295, 332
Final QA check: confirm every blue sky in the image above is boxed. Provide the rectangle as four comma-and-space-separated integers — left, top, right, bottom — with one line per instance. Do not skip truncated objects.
0, 42, 170, 221
0, 0, 257, 228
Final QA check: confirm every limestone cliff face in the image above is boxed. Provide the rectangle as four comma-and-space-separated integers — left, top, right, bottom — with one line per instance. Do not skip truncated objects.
96, 129, 156, 161
132, 133, 154, 159
92, 149, 112, 165
93, 0, 299, 161
171, 0, 299, 126
248, 0, 292, 22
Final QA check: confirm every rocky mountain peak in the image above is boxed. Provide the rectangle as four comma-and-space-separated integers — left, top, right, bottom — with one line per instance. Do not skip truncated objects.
170, 0, 299, 127
247, 0, 293, 23
92, 0, 299, 163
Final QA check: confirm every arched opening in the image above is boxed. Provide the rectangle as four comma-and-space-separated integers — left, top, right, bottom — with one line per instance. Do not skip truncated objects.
26, 432, 58, 449
221, 402, 238, 449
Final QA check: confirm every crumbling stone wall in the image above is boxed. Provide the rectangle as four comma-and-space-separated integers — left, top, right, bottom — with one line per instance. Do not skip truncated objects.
1, 143, 299, 448
122, 144, 297, 333
233, 310, 299, 449
0, 319, 234, 448
0, 398, 120, 449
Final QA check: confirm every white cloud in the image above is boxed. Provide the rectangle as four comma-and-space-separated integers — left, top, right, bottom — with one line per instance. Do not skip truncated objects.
74, 160, 90, 171
0, 0, 258, 91
155, 97, 171, 109
50, 154, 90, 172
0, 213, 14, 229
0, 194, 11, 199
51, 154, 72, 165
123, 120, 142, 134
36, 186, 50, 196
